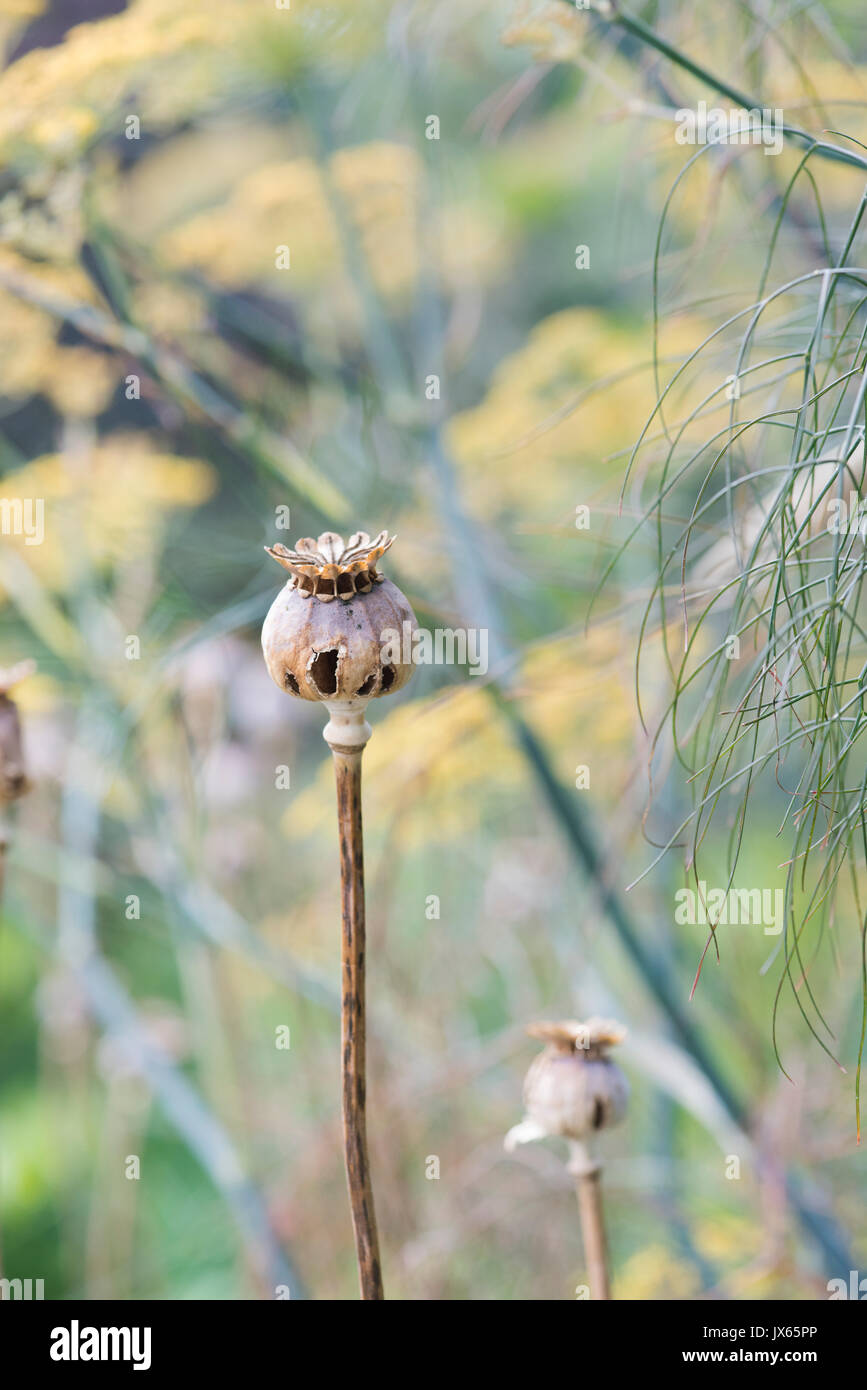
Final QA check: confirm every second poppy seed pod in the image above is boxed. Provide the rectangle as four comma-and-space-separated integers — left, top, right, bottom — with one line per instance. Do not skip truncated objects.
0, 662, 34, 804
522, 1019, 628, 1142
261, 530, 416, 705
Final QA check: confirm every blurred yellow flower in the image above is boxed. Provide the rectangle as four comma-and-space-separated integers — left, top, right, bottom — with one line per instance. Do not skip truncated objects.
614, 1244, 701, 1300
0, 0, 47, 15
284, 682, 519, 850
436, 200, 511, 291
502, 2, 587, 62
45, 347, 116, 419
447, 307, 652, 515
283, 623, 632, 847
162, 141, 420, 304
0, 0, 251, 163
130, 281, 208, 340
695, 1212, 760, 1264
448, 304, 724, 518
0, 265, 115, 415
0, 289, 58, 397
0, 437, 215, 595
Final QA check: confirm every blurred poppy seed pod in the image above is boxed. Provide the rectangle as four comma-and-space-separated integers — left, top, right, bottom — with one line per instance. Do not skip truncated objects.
521, 1018, 628, 1142
0, 661, 34, 804
261, 530, 416, 711
504, 1017, 627, 1301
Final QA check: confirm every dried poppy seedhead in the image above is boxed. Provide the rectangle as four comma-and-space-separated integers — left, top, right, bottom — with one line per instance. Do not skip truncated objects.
261, 526, 413, 1297
505, 1016, 628, 1151
0, 660, 34, 804
262, 528, 416, 737
265, 530, 394, 603
526, 1017, 626, 1059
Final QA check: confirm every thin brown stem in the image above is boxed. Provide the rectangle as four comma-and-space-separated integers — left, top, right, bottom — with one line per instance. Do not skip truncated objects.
0, 672, 34, 1298
576, 1169, 610, 1299
330, 741, 384, 1300
0, 832, 4, 1293
569, 1144, 611, 1300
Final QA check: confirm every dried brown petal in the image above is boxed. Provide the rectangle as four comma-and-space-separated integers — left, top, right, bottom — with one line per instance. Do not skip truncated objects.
264, 527, 401, 604
526, 1017, 626, 1053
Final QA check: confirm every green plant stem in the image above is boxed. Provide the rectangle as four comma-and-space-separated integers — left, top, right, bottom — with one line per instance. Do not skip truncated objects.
602, 3, 867, 172
503, 700, 744, 1119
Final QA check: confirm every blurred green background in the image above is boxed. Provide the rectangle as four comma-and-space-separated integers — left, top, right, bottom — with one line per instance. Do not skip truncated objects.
0, 0, 865, 1300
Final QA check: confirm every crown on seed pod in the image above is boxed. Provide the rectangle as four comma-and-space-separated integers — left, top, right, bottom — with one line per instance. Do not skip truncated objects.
261, 528, 417, 704
265, 530, 394, 603
504, 1018, 629, 1151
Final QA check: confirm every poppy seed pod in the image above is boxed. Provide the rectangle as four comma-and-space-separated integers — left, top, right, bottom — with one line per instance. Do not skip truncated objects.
260, 528, 413, 1297
506, 1018, 628, 1150
0, 661, 34, 804
261, 530, 416, 715
504, 1017, 627, 1302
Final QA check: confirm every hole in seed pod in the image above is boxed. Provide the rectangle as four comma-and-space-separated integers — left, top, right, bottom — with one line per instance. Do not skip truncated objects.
380, 664, 395, 692
310, 648, 339, 696
283, 671, 299, 694
592, 1098, 606, 1130
315, 575, 337, 600
356, 671, 376, 696
336, 572, 354, 598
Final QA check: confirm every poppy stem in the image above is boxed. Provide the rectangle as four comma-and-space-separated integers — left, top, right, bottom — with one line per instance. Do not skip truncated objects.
568, 1141, 611, 1300
324, 702, 384, 1300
